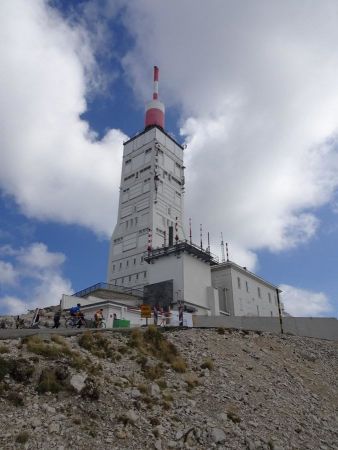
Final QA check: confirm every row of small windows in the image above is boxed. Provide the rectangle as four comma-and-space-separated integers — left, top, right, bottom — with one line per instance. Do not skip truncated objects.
112, 256, 144, 272
237, 277, 277, 305
112, 271, 147, 285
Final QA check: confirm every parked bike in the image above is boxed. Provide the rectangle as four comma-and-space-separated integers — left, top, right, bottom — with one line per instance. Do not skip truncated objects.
95, 318, 106, 329
65, 316, 87, 328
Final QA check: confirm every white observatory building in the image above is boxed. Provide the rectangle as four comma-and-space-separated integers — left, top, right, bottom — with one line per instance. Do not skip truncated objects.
104, 66, 281, 317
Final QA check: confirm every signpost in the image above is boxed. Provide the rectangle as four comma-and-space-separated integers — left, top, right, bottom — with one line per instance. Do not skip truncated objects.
140, 304, 152, 325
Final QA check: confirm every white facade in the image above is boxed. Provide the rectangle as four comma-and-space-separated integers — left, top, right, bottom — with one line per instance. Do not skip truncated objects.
211, 262, 280, 317
61, 294, 193, 328
147, 250, 219, 315
107, 126, 185, 289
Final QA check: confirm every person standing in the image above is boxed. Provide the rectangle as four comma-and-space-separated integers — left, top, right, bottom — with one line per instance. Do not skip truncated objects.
153, 305, 159, 326
178, 305, 184, 327
52, 310, 61, 329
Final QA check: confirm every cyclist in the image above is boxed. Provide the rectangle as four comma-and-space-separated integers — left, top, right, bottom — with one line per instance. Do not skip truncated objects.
69, 303, 81, 326
94, 308, 104, 328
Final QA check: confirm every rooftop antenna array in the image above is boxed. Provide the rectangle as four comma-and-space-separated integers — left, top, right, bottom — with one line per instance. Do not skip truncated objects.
221, 233, 225, 263
200, 224, 203, 250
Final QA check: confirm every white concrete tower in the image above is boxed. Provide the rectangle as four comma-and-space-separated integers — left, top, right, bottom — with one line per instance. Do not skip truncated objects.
107, 67, 185, 290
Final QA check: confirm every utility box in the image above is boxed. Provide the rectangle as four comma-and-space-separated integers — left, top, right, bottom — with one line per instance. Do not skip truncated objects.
113, 319, 130, 328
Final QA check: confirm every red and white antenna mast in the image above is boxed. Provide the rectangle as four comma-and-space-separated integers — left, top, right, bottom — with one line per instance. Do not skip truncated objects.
145, 66, 165, 130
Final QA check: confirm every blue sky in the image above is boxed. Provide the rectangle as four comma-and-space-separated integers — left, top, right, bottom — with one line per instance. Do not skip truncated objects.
0, 0, 337, 317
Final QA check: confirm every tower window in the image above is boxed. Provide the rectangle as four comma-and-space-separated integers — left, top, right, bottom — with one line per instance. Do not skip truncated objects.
126, 260, 129, 267
268, 292, 271, 303
245, 281, 249, 292
119, 262, 122, 269
237, 277, 241, 289
134, 258, 136, 265
112, 264, 115, 272
258, 287, 261, 298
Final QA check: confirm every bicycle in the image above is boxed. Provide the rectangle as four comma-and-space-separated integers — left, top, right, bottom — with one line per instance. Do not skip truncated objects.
65, 316, 88, 329
94, 318, 106, 329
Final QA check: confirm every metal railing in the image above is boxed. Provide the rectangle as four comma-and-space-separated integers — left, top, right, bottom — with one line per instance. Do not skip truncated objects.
145, 240, 219, 265
72, 282, 143, 299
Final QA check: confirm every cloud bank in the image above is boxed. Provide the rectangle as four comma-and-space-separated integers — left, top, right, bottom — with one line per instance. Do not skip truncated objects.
280, 284, 334, 317
0, 0, 126, 237
0, 242, 72, 314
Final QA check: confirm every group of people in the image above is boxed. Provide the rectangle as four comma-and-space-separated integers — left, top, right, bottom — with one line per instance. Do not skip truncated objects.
152, 304, 184, 327
52, 303, 112, 329
153, 304, 184, 327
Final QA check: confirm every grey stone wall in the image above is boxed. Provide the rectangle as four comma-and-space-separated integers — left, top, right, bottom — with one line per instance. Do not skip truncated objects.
193, 315, 338, 341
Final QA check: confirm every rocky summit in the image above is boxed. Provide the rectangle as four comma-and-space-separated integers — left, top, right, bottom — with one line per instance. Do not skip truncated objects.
0, 327, 337, 450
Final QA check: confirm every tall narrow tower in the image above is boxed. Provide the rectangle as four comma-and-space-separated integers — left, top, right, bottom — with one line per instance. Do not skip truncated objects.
107, 67, 185, 289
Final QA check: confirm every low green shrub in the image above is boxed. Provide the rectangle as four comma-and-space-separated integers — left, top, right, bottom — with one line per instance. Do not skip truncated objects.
36, 369, 64, 394
201, 358, 214, 370
16, 431, 30, 444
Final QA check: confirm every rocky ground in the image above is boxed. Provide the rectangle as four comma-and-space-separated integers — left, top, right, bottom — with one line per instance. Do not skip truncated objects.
0, 327, 337, 450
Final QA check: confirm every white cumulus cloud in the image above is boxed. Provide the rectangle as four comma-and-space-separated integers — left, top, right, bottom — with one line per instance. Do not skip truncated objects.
0, 0, 126, 237
0, 242, 72, 314
122, 0, 338, 268
280, 284, 334, 317
0, 261, 17, 286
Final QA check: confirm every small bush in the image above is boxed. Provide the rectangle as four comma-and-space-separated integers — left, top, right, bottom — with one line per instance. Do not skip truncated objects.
78, 332, 113, 359
128, 329, 143, 349
144, 363, 165, 380
7, 391, 24, 406
24, 335, 65, 359
51, 335, 67, 345
171, 357, 187, 373
162, 400, 171, 410
0, 356, 14, 380
0, 345, 9, 354
136, 356, 148, 367
117, 346, 128, 354
0, 381, 9, 395
149, 416, 160, 426
10, 358, 34, 383
217, 327, 225, 335
183, 373, 200, 391
162, 392, 174, 402
81, 377, 99, 400
201, 358, 214, 370
138, 384, 149, 394
16, 431, 30, 444
157, 379, 167, 389
227, 409, 241, 423
36, 369, 63, 394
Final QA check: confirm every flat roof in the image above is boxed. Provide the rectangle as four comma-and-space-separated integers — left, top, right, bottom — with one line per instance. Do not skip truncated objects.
211, 260, 281, 292
123, 125, 184, 150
